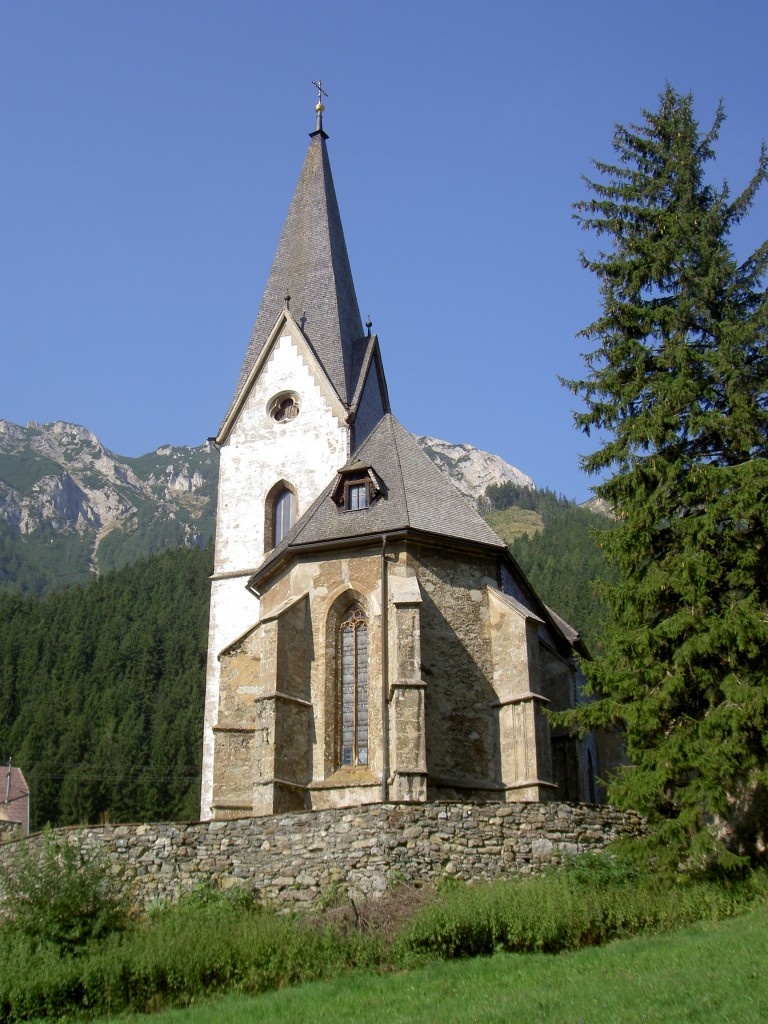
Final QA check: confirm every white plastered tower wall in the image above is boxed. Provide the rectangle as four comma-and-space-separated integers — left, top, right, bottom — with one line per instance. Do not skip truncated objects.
200, 314, 355, 819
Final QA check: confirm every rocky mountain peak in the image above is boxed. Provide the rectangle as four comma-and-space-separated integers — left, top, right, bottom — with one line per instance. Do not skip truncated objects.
0, 421, 218, 589
413, 435, 535, 504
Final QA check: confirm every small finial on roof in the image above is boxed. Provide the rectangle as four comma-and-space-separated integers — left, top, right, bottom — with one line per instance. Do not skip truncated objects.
311, 79, 328, 136
366, 316, 372, 337
284, 292, 291, 310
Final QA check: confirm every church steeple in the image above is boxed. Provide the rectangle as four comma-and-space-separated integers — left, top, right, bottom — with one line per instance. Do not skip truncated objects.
201, 99, 389, 820
222, 92, 374, 430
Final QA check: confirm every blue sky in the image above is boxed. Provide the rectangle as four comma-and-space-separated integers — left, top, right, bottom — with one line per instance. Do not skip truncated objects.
2, 0, 766, 501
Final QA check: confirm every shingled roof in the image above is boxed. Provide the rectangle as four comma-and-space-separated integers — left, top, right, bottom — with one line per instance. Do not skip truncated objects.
0, 764, 29, 832
250, 414, 507, 589
222, 128, 368, 431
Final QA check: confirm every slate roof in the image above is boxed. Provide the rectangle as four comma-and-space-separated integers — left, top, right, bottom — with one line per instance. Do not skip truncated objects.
222, 128, 369, 431
546, 606, 590, 658
250, 414, 507, 588
0, 765, 29, 828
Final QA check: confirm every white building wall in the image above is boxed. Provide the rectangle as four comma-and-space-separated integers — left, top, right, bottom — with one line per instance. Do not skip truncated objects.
200, 327, 351, 819
218, 331, 351, 568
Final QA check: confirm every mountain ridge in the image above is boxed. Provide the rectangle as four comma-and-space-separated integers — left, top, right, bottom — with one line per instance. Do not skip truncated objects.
0, 418, 537, 595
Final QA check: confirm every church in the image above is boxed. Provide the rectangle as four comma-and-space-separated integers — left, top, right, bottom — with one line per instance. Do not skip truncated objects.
200, 95, 596, 821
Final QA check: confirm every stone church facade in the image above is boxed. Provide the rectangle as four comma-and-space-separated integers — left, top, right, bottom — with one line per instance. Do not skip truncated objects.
200, 101, 595, 821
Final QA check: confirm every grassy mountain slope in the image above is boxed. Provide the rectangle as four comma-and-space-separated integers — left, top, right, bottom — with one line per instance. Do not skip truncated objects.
484, 482, 615, 653
483, 507, 544, 544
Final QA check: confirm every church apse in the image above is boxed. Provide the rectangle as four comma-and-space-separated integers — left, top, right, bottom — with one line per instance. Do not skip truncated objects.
415, 549, 505, 800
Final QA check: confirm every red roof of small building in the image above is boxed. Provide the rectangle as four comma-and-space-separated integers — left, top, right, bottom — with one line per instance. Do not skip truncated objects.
0, 765, 30, 833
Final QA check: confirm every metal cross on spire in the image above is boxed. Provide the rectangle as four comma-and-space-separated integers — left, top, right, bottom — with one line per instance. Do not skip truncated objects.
312, 79, 328, 133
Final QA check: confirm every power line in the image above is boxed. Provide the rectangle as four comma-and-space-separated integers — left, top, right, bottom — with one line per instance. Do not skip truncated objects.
7, 760, 200, 783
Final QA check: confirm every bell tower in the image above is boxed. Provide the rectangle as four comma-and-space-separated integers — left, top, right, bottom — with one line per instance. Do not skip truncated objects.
200, 93, 389, 819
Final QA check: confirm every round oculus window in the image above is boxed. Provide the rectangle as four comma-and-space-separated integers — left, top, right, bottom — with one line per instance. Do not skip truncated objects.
268, 392, 300, 423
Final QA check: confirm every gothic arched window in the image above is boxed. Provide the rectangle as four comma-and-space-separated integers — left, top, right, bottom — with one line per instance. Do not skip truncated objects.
274, 487, 294, 546
265, 481, 297, 551
339, 606, 368, 767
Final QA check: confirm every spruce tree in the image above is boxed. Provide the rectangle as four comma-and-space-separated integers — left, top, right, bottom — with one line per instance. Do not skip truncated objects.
562, 86, 768, 869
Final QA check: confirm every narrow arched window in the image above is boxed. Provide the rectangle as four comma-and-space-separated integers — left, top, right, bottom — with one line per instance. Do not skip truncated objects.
340, 606, 368, 767
264, 481, 297, 552
273, 487, 294, 546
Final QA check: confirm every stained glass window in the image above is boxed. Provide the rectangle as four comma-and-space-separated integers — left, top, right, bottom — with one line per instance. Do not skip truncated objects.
340, 606, 368, 767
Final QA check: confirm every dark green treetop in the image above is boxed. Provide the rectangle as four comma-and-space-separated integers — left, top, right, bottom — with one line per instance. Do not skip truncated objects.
561, 85, 768, 870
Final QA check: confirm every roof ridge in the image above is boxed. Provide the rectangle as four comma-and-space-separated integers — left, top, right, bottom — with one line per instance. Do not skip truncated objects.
349, 333, 377, 411
388, 415, 412, 525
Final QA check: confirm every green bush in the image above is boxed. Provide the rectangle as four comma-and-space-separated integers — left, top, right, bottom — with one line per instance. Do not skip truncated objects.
0, 828, 131, 954
395, 861, 768, 960
0, 889, 381, 1022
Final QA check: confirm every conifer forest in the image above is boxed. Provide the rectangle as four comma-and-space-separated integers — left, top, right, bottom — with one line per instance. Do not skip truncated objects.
0, 546, 211, 830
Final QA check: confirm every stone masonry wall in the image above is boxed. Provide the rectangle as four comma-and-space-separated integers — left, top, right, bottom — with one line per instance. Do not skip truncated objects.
0, 820, 21, 840
0, 802, 644, 909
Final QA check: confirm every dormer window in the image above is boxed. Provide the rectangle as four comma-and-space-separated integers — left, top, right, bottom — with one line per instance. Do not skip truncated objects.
331, 461, 384, 512
347, 481, 368, 510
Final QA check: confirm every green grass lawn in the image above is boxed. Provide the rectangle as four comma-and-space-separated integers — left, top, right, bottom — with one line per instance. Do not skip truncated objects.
102, 903, 767, 1024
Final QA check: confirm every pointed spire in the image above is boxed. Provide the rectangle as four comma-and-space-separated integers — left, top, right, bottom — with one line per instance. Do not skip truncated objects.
222, 92, 372, 429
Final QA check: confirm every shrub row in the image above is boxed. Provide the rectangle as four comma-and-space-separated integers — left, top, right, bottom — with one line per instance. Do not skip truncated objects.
0, 892, 380, 1022
395, 859, 768, 959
